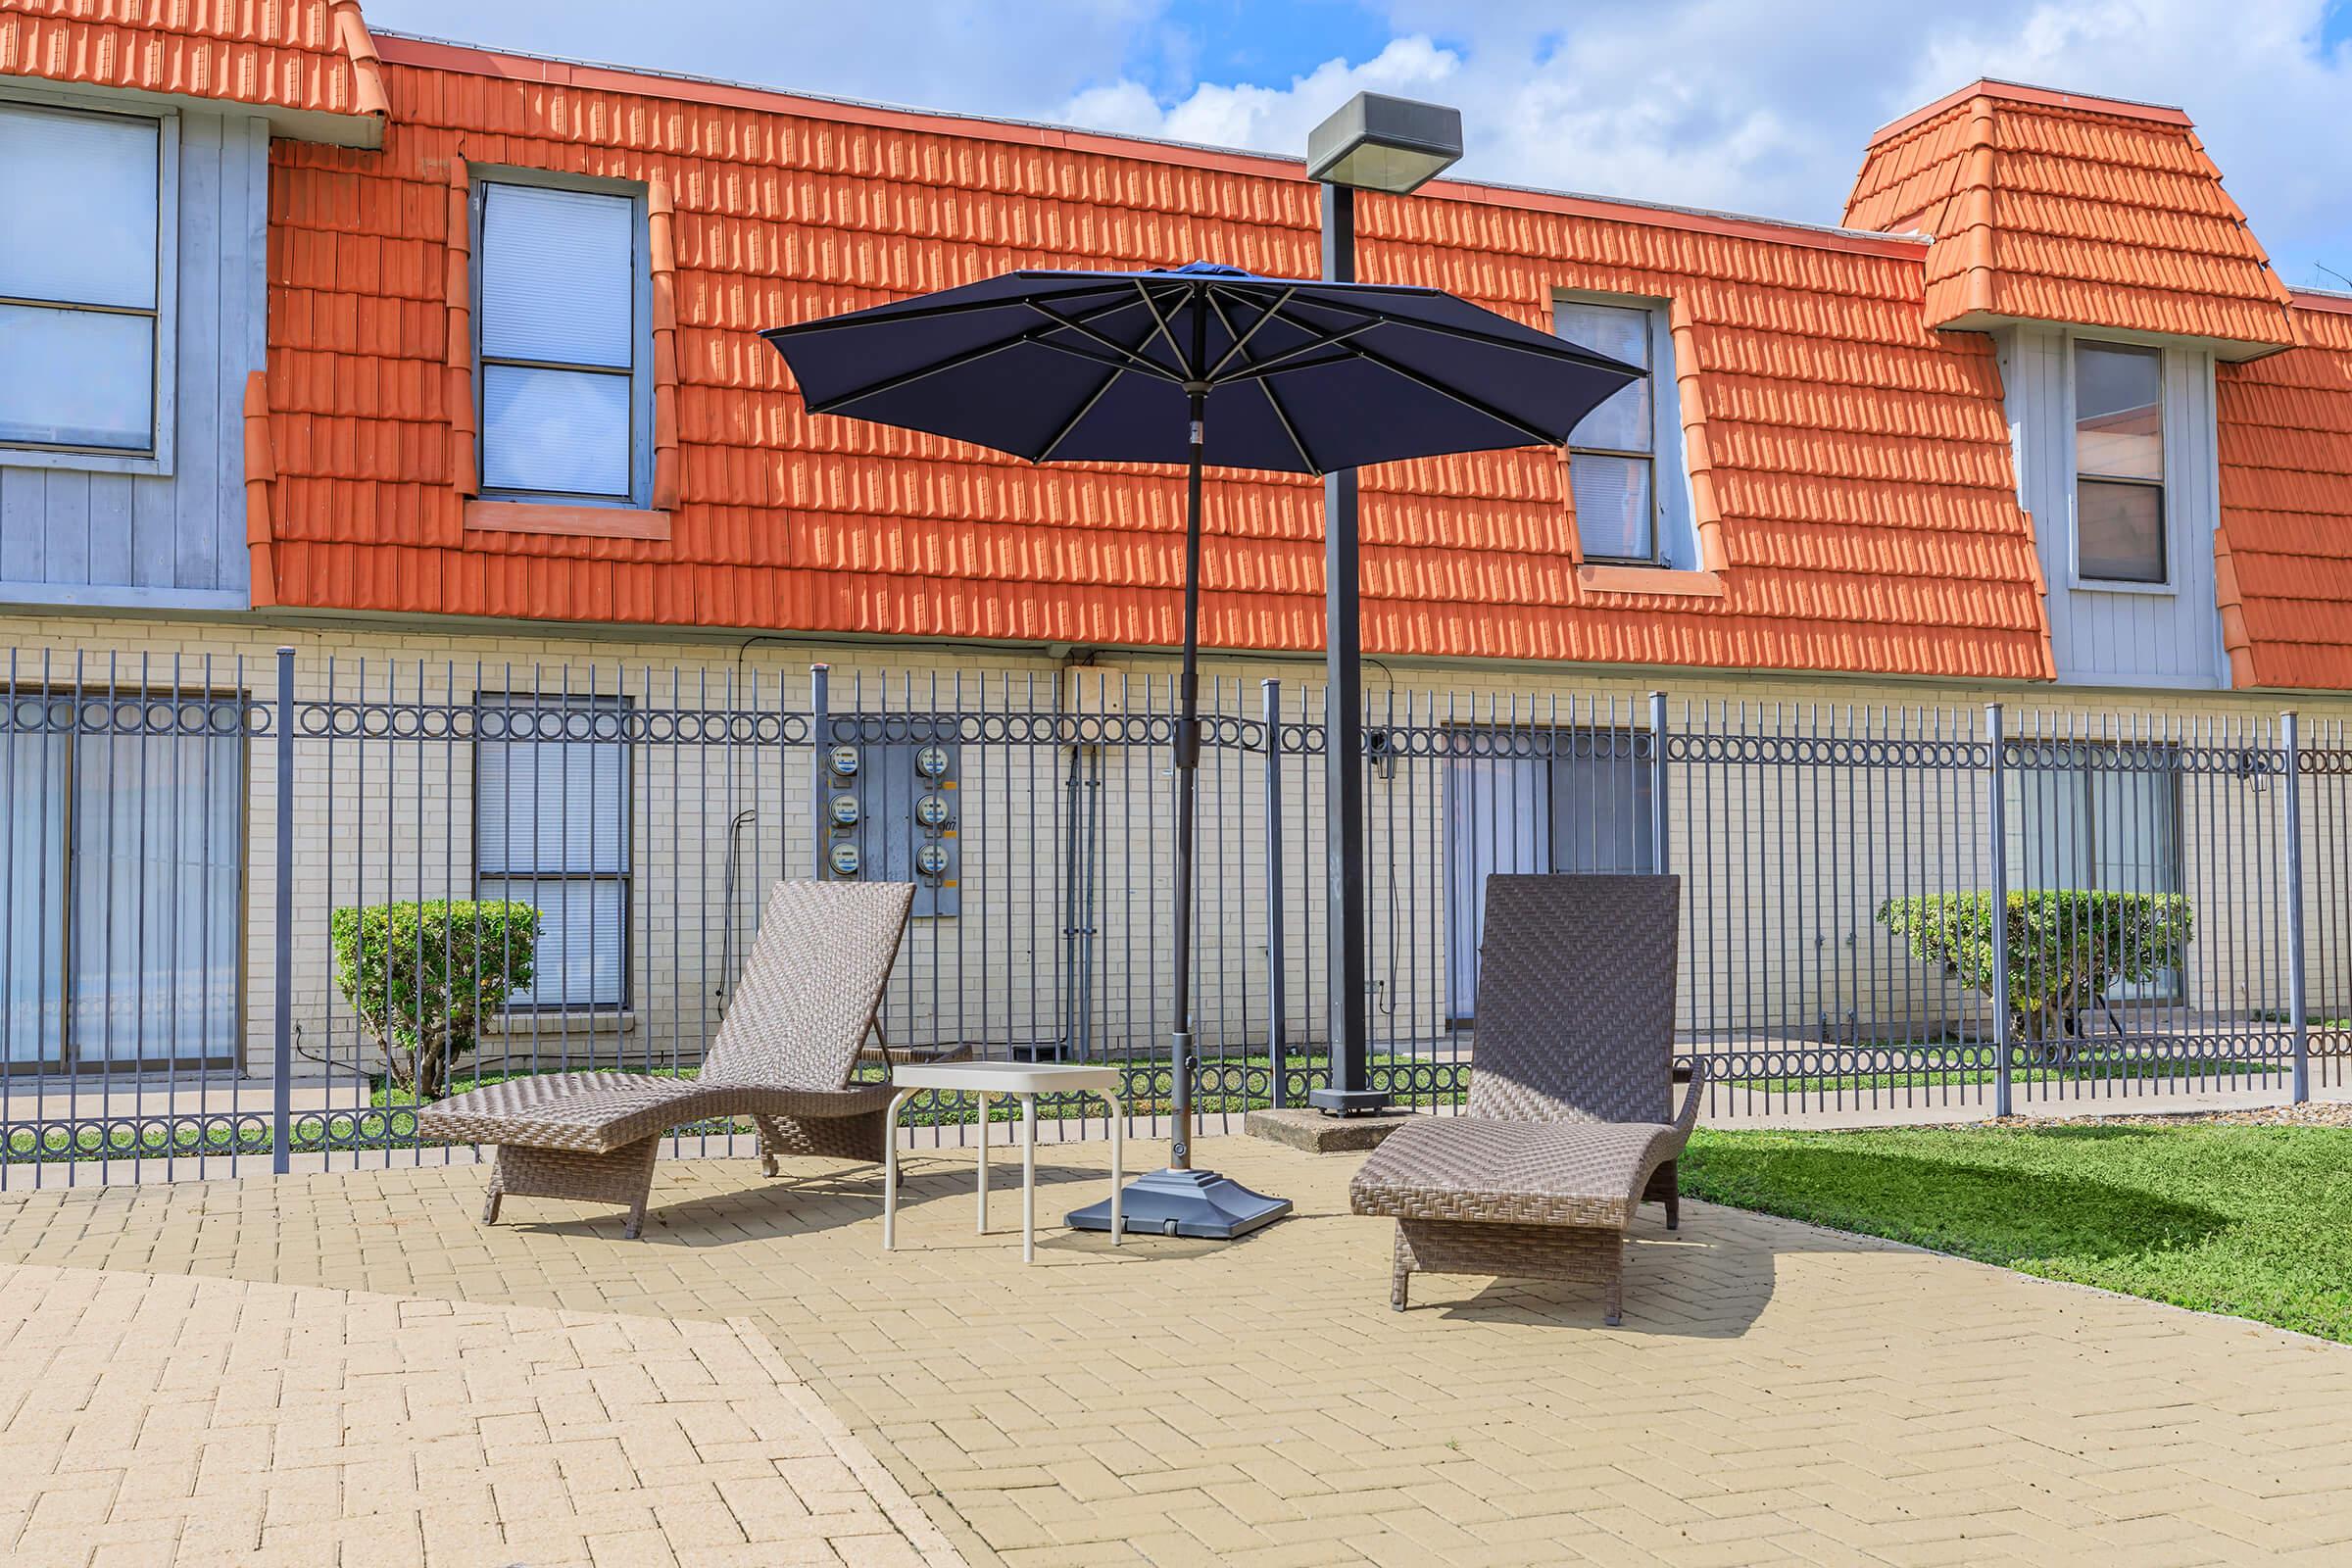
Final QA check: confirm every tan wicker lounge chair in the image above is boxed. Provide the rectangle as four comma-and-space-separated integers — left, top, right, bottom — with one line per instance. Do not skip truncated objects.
417, 880, 913, 1239
1349, 873, 1705, 1322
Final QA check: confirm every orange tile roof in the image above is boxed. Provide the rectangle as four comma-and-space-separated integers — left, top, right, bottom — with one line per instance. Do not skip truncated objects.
243, 33, 2053, 680
2215, 294, 2352, 690
1843, 80, 2297, 357
0, 0, 386, 140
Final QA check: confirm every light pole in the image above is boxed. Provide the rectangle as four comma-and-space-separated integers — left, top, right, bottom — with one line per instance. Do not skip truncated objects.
1302, 93, 1464, 1116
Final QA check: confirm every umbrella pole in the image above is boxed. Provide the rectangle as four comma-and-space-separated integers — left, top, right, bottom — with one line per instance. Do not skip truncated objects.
1062, 363, 1289, 1239
1168, 386, 1206, 1172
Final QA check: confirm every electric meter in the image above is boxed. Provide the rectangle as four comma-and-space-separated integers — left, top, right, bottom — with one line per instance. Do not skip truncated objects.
915, 793, 952, 829
916, 843, 950, 877
829, 793, 861, 827
827, 744, 861, 777
913, 743, 952, 780
828, 842, 862, 876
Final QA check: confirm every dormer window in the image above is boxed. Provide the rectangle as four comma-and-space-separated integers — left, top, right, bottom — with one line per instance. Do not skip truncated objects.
472, 176, 648, 505
1556, 300, 1657, 563
1553, 294, 1698, 570
2074, 340, 2166, 584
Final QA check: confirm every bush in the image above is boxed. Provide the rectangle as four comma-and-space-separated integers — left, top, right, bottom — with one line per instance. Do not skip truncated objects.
1876, 890, 2193, 1056
329, 901, 542, 1102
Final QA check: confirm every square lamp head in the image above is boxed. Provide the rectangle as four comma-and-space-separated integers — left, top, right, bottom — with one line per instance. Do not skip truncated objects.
1306, 92, 1464, 193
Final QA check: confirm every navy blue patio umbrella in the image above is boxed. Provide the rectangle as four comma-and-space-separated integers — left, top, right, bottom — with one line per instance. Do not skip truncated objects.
762, 262, 1638, 1239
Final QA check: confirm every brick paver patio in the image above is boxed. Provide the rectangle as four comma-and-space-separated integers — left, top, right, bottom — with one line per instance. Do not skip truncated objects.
0, 1261, 962, 1567
2, 1135, 2350, 1565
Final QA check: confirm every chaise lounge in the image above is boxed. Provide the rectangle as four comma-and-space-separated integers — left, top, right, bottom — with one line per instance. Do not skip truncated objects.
1349, 873, 1705, 1322
418, 879, 914, 1238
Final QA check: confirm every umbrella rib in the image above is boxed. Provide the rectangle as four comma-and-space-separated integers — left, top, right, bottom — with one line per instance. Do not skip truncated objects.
1282, 289, 1628, 368
1023, 299, 1184, 381
1034, 361, 1126, 464
1130, 282, 1192, 379
806, 334, 1035, 413
1200, 289, 1321, 474
1262, 304, 1568, 446
1350, 343, 1568, 445
1202, 285, 1298, 380
1208, 323, 1381, 383
801, 291, 1161, 411
1254, 376, 1319, 475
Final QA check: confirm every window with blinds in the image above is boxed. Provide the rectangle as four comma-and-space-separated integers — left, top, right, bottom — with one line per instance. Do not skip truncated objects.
0, 101, 167, 455
1443, 728, 1656, 1020
473, 178, 645, 502
1554, 299, 1658, 564
2, 696, 242, 1067
475, 694, 631, 1009
2074, 340, 2166, 584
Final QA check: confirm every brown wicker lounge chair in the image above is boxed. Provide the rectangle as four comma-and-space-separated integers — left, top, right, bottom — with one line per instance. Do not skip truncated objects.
417, 879, 913, 1239
1349, 873, 1705, 1322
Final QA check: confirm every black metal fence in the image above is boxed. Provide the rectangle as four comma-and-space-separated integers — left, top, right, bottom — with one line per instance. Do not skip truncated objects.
1, 646, 2342, 1188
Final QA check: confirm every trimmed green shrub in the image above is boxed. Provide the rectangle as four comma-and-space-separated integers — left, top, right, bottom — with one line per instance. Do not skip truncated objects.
1876, 890, 2193, 1054
329, 901, 542, 1102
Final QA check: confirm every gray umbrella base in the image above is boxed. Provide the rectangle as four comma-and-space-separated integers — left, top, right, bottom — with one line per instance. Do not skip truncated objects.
1065, 1166, 1292, 1240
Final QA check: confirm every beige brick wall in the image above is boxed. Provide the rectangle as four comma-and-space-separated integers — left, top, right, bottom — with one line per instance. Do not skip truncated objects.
3, 610, 2346, 1089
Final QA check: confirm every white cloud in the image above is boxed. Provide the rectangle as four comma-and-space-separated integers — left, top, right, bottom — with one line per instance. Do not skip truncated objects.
360, 0, 2352, 287
1054, 0, 2352, 284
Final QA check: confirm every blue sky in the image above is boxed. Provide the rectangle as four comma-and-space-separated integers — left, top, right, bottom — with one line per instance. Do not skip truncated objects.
364, 0, 2352, 289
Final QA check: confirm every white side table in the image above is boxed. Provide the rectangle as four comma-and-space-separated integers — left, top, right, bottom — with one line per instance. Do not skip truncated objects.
882, 1061, 1125, 1263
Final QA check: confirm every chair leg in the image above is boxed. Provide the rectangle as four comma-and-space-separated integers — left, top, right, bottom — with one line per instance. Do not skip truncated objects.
1603, 1240, 1625, 1326
1391, 1225, 1411, 1312
1664, 1187, 1681, 1232
622, 1200, 647, 1241
481, 1189, 503, 1225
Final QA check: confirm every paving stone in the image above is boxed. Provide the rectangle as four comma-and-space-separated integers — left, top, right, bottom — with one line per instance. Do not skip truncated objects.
3, 1134, 2350, 1565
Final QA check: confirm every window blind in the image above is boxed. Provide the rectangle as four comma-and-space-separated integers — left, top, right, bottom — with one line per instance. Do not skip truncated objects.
0, 103, 159, 309
476, 180, 639, 499
0, 103, 161, 452
475, 696, 630, 1009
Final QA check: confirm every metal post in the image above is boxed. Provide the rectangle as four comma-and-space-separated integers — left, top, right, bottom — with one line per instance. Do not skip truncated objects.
1262, 679, 1288, 1109
271, 646, 295, 1175
1309, 178, 1383, 1116
2282, 710, 2310, 1103
1648, 691, 1670, 874
809, 663, 830, 880
1985, 703, 2013, 1119
1168, 379, 1206, 1171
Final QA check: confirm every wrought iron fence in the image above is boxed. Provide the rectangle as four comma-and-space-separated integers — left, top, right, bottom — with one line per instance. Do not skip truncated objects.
0, 646, 2341, 1188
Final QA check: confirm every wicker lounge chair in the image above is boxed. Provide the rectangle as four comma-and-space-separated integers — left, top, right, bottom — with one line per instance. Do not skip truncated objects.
418, 879, 913, 1239
1349, 873, 1705, 1322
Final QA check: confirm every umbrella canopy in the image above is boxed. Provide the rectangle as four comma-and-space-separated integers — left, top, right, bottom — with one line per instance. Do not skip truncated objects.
764, 261, 1638, 473
762, 261, 1639, 1239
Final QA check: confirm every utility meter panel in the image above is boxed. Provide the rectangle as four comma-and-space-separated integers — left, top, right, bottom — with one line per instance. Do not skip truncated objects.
818, 737, 959, 917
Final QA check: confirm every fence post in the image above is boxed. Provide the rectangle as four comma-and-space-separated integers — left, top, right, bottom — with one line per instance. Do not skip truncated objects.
1262, 679, 1287, 1109
1985, 703, 2013, 1119
1648, 691, 1670, 873
2282, 710, 2309, 1104
271, 647, 295, 1175
808, 663, 830, 880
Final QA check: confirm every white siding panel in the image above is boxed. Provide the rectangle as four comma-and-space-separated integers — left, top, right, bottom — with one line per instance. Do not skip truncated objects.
1999, 323, 2224, 690
0, 104, 260, 611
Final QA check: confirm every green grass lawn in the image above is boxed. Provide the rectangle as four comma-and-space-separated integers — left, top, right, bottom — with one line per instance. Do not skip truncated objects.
1681, 1121, 2352, 1343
